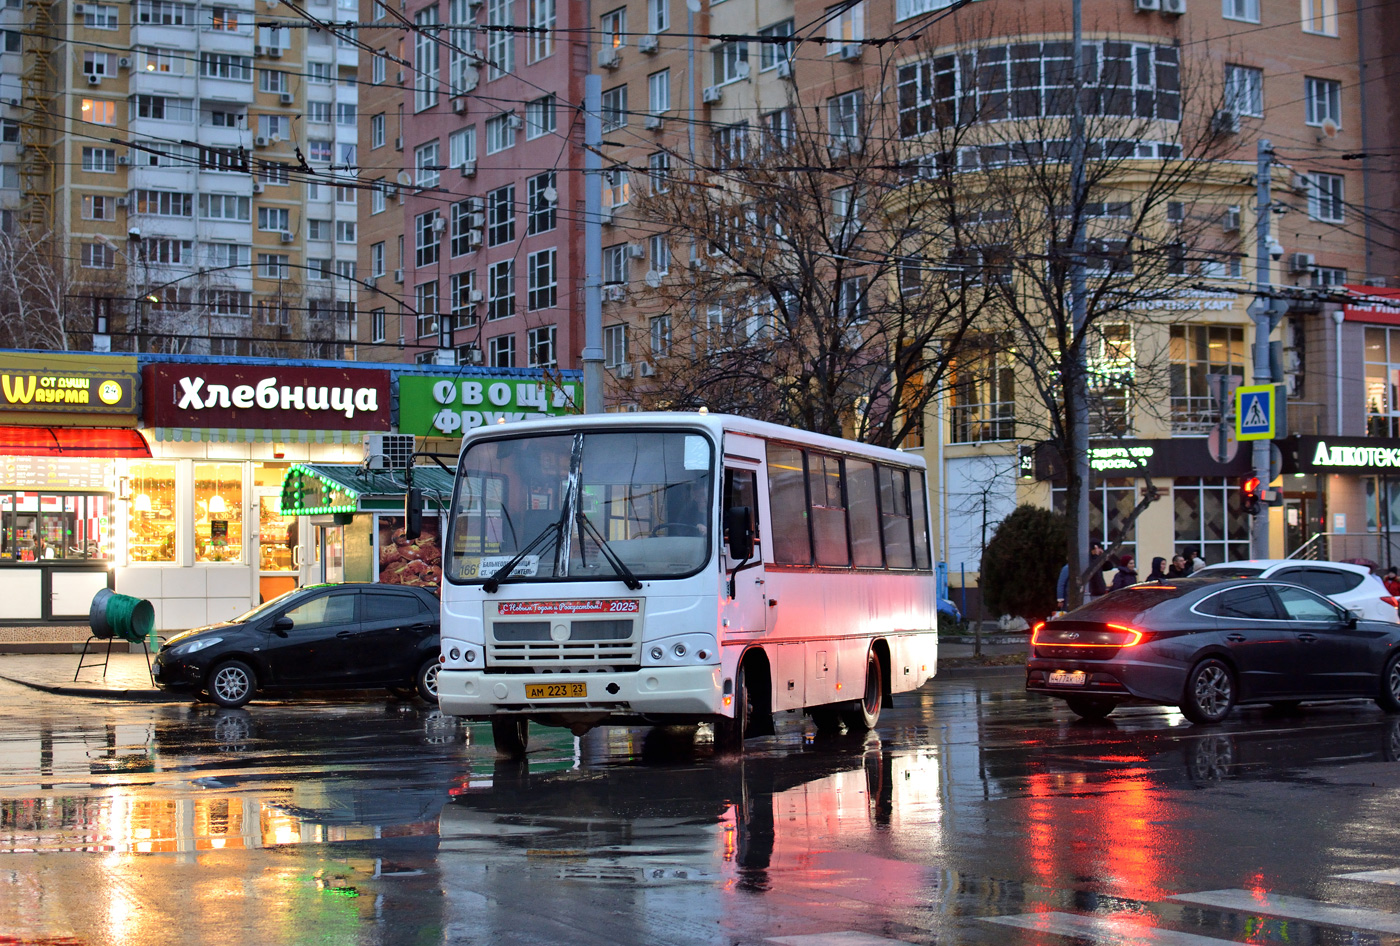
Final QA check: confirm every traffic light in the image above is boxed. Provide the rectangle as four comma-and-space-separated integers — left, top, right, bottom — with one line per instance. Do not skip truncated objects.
1241, 476, 1262, 516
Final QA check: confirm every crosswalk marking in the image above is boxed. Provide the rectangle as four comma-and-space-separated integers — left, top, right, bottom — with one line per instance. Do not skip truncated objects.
1336, 869, 1400, 886
767, 933, 916, 946
984, 912, 1232, 945
1171, 889, 1400, 935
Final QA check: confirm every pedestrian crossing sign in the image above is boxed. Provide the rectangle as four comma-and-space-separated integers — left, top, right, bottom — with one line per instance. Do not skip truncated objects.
1235, 384, 1275, 440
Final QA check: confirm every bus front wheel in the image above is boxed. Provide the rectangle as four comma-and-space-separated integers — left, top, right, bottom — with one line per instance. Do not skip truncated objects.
841, 652, 883, 731
713, 666, 750, 753
491, 718, 529, 758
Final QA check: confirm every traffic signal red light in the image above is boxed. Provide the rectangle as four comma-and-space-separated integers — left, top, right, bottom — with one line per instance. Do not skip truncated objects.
1241, 476, 1262, 516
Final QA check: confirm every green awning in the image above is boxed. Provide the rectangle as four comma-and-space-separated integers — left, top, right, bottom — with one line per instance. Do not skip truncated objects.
279, 463, 456, 516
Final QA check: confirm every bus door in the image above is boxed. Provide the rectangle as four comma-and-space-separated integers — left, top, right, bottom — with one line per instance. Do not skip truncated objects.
720, 462, 767, 636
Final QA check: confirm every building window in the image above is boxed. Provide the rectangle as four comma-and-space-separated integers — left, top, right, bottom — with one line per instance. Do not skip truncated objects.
81, 147, 116, 172
529, 0, 555, 61
307, 219, 331, 241
199, 193, 251, 220
336, 103, 356, 125
486, 112, 516, 154
828, 91, 862, 151
336, 221, 356, 243
1168, 324, 1244, 433
257, 253, 289, 278
602, 85, 628, 130
371, 113, 385, 148
1312, 266, 1347, 287
525, 93, 555, 139
527, 171, 556, 235
758, 19, 793, 70
128, 462, 176, 562
1174, 477, 1249, 564
648, 151, 670, 193
85, 4, 119, 28
894, 0, 956, 20
1301, 0, 1337, 35
415, 140, 440, 188
1364, 327, 1400, 437
83, 99, 118, 125
1307, 172, 1344, 222
371, 308, 386, 342
307, 101, 331, 123
308, 61, 332, 84
649, 234, 669, 274
1222, 0, 1258, 20
603, 323, 627, 367
488, 259, 514, 320
257, 162, 290, 186
487, 184, 515, 246
712, 42, 748, 84
371, 242, 385, 277
605, 170, 630, 208
371, 181, 386, 214
527, 248, 557, 311
451, 270, 478, 327
650, 315, 671, 357
825, 1, 863, 52
648, 69, 670, 114
136, 2, 188, 25
200, 52, 252, 80
81, 243, 114, 269
192, 462, 243, 563
712, 122, 748, 169
601, 6, 625, 47
372, 52, 386, 84
416, 211, 441, 266
1224, 64, 1263, 117
451, 199, 478, 256
648, 0, 668, 33
602, 244, 627, 286
257, 207, 290, 231
414, 6, 440, 111
84, 51, 115, 76
449, 126, 476, 167
1304, 77, 1341, 127
416, 281, 439, 338
949, 338, 1014, 443
489, 333, 515, 367
1052, 479, 1140, 566
527, 325, 556, 368
486, 0, 514, 79
307, 258, 331, 280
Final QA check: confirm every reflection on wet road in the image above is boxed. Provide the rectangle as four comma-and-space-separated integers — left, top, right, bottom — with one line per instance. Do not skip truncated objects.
4, 676, 1400, 945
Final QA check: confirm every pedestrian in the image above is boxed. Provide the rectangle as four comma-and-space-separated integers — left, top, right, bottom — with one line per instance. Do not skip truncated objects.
1167, 554, 1189, 578
1087, 542, 1109, 600
1147, 556, 1168, 581
1056, 563, 1070, 612
1110, 554, 1138, 591
1385, 567, 1400, 598
1187, 549, 1206, 573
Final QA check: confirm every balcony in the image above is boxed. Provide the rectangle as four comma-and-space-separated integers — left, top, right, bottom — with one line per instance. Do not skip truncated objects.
1170, 396, 1223, 435
950, 402, 1015, 444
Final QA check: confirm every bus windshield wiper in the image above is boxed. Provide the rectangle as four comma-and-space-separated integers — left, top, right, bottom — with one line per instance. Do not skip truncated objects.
575, 513, 643, 591
482, 519, 562, 593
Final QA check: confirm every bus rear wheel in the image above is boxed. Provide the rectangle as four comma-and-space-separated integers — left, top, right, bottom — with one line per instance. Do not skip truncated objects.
841, 652, 883, 731
713, 665, 750, 754
491, 718, 529, 759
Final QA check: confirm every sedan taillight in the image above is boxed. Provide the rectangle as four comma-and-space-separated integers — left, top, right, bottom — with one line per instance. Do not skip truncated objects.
1032, 622, 1146, 648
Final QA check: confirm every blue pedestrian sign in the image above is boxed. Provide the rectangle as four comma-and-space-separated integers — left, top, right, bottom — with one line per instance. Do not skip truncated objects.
1235, 384, 1275, 441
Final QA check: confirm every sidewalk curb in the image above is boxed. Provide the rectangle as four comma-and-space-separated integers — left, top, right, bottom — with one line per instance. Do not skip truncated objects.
0, 674, 182, 702
935, 665, 1025, 680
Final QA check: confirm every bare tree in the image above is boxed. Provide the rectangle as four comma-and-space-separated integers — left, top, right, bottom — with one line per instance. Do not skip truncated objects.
0, 226, 102, 350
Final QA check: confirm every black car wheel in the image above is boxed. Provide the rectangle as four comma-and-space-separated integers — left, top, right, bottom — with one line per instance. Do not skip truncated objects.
416, 659, 440, 703
1376, 654, 1400, 714
491, 718, 529, 758
1181, 658, 1235, 724
1065, 697, 1116, 720
841, 651, 883, 731
207, 660, 256, 709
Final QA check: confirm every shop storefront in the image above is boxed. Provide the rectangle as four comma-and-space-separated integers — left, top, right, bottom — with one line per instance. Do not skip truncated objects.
277, 463, 455, 590
0, 353, 144, 624
125, 358, 393, 629
1280, 435, 1400, 565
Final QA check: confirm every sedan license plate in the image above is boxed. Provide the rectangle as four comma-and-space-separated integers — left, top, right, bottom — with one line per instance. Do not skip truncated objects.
525, 682, 588, 700
1047, 670, 1087, 687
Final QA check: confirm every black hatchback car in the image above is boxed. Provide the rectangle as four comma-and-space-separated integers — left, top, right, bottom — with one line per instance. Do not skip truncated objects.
153, 583, 441, 708
1027, 578, 1400, 723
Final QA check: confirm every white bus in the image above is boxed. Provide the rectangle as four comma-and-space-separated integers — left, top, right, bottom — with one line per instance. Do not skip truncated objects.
430, 411, 938, 756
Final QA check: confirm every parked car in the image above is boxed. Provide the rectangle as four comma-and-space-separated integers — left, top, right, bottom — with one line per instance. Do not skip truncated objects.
153, 583, 441, 708
1192, 559, 1399, 622
1026, 577, 1400, 722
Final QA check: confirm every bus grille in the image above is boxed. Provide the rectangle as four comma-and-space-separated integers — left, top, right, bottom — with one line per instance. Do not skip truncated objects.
487, 619, 638, 669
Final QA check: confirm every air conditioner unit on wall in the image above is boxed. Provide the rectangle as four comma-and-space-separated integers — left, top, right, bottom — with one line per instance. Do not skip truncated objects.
1211, 109, 1239, 134
638, 361, 655, 377
365, 433, 416, 470
603, 284, 626, 301
776, 59, 794, 79
394, 268, 404, 283
702, 85, 722, 104
597, 47, 620, 70
1160, 0, 1185, 14
1288, 252, 1316, 274
459, 160, 476, 178
644, 115, 663, 130
839, 43, 862, 62
1134, 0, 1160, 9
639, 34, 658, 54
615, 361, 633, 378
1221, 206, 1241, 231
452, 97, 466, 113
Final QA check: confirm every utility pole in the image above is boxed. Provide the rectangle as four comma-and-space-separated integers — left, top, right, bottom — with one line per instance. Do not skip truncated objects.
1068, 0, 1091, 601
1249, 138, 1285, 558
582, 75, 605, 414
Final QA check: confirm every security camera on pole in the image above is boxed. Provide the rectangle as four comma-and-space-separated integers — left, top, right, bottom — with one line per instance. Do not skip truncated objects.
1243, 139, 1289, 558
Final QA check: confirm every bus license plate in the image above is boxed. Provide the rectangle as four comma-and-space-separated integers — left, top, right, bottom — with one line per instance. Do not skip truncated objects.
1048, 670, 1087, 687
525, 682, 588, 700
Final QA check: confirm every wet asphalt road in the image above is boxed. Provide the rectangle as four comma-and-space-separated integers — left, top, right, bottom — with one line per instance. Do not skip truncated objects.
4, 674, 1400, 946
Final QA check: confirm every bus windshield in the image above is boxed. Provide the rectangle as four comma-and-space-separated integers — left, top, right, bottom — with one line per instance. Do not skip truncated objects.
446, 429, 714, 585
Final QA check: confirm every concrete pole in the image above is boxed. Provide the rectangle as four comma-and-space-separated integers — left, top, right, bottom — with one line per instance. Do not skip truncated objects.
582, 75, 605, 414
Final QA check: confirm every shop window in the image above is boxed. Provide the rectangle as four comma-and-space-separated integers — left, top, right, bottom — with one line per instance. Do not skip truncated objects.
1173, 476, 1248, 565
254, 462, 295, 573
0, 492, 115, 562
195, 462, 242, 563
128, 461, 176, 563
1052, 478, 1140, 565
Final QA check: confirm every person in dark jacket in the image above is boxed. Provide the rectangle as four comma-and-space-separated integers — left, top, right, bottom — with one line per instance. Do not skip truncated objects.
1167, 554, 1189, 578
1087, 542, 1109, 599
1147, 556, 1169, 582
1110, 554, 1138, 591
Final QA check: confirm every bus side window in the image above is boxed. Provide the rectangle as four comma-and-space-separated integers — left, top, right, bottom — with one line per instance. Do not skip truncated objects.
723, 468, 760, 549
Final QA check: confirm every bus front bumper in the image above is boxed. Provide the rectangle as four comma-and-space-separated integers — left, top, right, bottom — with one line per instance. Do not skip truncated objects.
437, 666, 724, 719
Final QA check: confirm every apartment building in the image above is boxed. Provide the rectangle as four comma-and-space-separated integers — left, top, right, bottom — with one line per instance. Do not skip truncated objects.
2, 0, 363, 355
355, 0, 585, 369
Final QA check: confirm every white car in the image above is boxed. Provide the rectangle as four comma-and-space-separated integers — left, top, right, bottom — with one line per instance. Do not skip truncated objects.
1192, 559, 1400, 623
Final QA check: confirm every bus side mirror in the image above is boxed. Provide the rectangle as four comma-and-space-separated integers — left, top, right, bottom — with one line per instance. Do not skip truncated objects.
725, 506, 754, 560
405, 487, 423, 541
